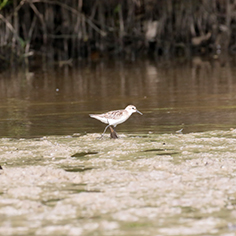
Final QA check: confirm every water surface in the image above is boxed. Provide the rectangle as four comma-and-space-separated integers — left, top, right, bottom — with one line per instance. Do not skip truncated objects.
1, 57, 236, 138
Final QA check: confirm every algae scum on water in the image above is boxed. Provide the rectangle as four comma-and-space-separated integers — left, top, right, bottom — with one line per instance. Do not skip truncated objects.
0, 131, 236, 235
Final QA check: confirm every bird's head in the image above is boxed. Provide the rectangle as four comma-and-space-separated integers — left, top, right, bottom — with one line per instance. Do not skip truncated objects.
125, 105, 143, 115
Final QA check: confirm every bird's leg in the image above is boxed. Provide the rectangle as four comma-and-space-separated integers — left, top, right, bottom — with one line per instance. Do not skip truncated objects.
100, 124, 111, 138
109, 126, 118, 139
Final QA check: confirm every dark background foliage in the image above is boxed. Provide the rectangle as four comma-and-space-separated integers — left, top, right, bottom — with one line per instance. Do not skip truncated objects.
0, 0, 235, 65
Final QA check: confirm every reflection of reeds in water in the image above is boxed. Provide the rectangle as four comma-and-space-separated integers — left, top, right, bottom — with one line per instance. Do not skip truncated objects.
0, 59, 236, 136
0, 58, 235, 104
0, 0, 235, 65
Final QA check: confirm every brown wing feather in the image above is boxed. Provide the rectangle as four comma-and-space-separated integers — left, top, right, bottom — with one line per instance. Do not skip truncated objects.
101, 109, 126, 120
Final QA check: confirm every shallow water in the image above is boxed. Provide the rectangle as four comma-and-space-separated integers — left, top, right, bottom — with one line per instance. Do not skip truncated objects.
1, 57, 236, 235
1, 57, 236, 138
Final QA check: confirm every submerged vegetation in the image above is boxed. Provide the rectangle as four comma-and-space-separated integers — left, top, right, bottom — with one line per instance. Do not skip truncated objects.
0, 0, 236, 65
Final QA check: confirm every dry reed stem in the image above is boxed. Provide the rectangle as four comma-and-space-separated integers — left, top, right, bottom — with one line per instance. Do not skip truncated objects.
29, 2, 47, 44
31, 0, 106, 36
0, 13, 22, 45
24, 15, 37, 55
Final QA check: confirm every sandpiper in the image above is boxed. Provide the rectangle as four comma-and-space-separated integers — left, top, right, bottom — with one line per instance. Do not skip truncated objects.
89, 105, 143, 138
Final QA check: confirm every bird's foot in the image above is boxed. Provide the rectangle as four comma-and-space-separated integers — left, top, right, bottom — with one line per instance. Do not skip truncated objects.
109, 126, 118, 139
97, 134, 104, 139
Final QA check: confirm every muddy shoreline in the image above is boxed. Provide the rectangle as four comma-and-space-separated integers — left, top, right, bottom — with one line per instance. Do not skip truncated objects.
0, 131, 236, 235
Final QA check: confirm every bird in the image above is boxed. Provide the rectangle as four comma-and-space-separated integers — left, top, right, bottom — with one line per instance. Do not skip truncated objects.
89, 105, 143, 138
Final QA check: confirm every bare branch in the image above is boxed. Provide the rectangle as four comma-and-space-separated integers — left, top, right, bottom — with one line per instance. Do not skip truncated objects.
0, 13, 23, 45
28, 2, 47, 44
